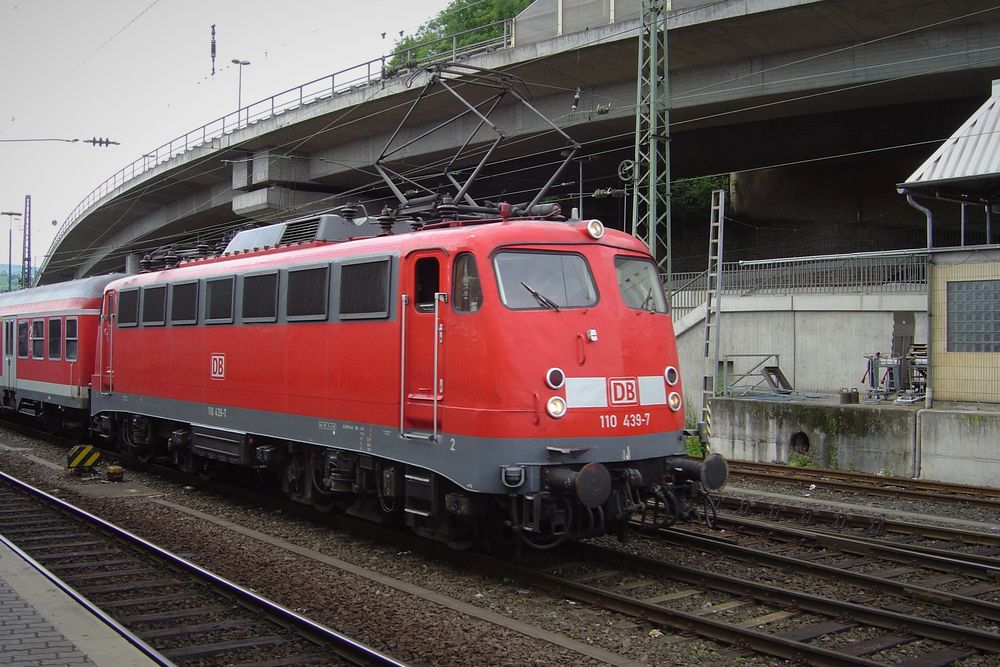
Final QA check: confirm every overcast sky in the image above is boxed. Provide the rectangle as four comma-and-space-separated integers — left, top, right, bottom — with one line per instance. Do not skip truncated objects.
0, 0, 452, 271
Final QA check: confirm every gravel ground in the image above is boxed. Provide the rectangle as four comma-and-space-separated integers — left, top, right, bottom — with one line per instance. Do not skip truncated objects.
2, 428, 998, 666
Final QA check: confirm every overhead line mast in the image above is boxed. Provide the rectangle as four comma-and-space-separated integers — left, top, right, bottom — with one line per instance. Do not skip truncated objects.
631, 0, 671, 290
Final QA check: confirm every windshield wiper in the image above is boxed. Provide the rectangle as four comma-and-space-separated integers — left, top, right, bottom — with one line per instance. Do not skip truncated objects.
521, 281, 561, 311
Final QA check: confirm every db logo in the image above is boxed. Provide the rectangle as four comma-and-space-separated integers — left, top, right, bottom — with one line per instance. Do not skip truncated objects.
609, 377, 638, 405
210, 353, 226, 380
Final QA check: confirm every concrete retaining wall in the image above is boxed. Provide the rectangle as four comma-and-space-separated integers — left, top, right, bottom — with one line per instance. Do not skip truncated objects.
711, 398, 915, 476
919, 410, 1000, 487
712, 398, 1000, 486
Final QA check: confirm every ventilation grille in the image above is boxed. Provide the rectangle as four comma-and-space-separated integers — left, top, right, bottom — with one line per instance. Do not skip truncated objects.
279, 218, 321, 245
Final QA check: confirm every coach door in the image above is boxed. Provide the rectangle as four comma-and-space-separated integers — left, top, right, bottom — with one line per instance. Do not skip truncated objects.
2, 318, 15, 397
97, 291, 115, 394
400, 251, 448, 439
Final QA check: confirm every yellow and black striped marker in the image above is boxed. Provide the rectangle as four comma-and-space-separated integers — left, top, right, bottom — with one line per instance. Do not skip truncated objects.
68, 445, 101, 470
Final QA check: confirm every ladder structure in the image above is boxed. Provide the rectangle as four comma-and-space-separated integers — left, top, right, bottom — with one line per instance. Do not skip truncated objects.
630, 0, 671, 283
700, 189, 726, 439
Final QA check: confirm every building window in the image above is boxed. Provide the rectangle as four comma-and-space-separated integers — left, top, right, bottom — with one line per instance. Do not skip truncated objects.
31, 319, 44, 359
17, 320, 28, 358
287, 266, 329, 320
65, 318, 78, 362
340, 259, 390, 319
452, 253, 483, 313
242, 272, 278, 322
947, 279, 1000, 353
170, 281, 198, 325
48, 318, 62, 360
118, 289, 140, 327
142, 285, 167, 326
206, 277, 235, 323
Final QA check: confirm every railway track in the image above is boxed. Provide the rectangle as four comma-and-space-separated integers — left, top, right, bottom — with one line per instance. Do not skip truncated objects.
0, 469, 404, 667
514, 538, 1000, 666
729, 460, 1000, 509
718, 494, 1000, 566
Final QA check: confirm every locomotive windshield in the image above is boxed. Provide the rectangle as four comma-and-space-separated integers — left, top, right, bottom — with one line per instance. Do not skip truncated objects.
493, 251, 597, 310
615, 256, 668, 314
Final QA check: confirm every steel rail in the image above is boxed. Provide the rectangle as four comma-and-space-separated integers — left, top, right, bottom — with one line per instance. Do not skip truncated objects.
0, 469, 406, 667
729, 460, 1000, 508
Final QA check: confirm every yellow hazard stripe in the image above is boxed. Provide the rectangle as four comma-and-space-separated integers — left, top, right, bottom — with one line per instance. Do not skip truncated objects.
69, 445, 93, 469
83, 451, 101, 467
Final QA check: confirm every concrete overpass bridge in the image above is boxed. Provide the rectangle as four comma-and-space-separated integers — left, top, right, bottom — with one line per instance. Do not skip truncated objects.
38, 0, 1000, 284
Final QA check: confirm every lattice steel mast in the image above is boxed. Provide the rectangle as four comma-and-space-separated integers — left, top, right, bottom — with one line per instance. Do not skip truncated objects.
631, 0, 671, 287
21, 195, 31, 289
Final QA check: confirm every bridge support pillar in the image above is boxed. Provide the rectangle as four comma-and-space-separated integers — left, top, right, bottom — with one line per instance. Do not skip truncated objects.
231, 149, 329, 220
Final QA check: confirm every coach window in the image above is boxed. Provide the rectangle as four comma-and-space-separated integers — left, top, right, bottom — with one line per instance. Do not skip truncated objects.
205, 277, 235, 324
65, 318, 78, 362
48, 318, 62, 360
31, 319, 45, 359
339, 259, 390, 320
241, 272, 278, 322
17, 320, 28, 358
118, 289, 140, 327
414, 257, 439, 311
141, 285, 167, 326
286, 266, 329, 321
453, 253, 483, 313
170, 281, 198, 325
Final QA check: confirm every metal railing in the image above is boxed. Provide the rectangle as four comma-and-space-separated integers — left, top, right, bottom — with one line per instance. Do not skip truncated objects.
670, 249, 928, 321
48, 20, 514, 261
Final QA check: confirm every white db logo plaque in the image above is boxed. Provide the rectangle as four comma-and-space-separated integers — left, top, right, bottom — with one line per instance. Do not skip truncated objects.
210, 353, 226, 380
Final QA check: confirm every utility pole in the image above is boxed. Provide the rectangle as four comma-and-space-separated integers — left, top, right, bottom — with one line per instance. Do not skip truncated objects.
21, 196, 31, 289
630, 0, 671, 290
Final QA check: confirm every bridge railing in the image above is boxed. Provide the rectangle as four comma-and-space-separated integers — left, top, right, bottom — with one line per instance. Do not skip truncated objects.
669, 250, 928, 321
48, 20, 514, 261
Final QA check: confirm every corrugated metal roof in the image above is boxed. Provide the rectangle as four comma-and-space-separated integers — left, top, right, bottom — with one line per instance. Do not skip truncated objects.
901, 80, 1000, 191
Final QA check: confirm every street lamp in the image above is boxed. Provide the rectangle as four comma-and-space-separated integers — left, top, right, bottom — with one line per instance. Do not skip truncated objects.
231, 59, 250, 117
0, 211, 21, 292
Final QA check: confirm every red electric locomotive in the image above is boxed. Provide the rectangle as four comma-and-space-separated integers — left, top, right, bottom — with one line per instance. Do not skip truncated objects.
85, 209, 726, 548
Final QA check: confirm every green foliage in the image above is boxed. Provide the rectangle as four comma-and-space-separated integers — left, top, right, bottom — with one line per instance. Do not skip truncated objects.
388, 0, 533, 70
788, 451, 818, 468
685, 434, 704, 458
671, 174, 729, 221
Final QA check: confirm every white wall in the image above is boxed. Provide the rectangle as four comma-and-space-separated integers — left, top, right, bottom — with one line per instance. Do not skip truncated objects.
676, 292, 928, 417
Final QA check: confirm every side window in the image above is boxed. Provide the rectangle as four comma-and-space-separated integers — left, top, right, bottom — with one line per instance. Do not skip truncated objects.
170, 281, 198, 325
118, 289, 140, 327
452, 253, 483, 313
142, 285, 167, 326
414, 257, 440, 311
242, 272, 278, 322
48, 318, 62, 360
31, 319, 44, 359
340, 259, 390, 320
65, 318, 78, 362
286, 266, 329, 321
17, 320, 28, 358
206, 277, 235, 324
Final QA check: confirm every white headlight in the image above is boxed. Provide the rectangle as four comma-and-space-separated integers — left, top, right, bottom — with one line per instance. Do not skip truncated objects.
585, 219, 605, 239
546, 396, 568, 419
668, 392, 682, 412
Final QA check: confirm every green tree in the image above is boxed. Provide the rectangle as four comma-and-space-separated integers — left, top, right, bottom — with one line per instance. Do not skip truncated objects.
388, 0, 533, 70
